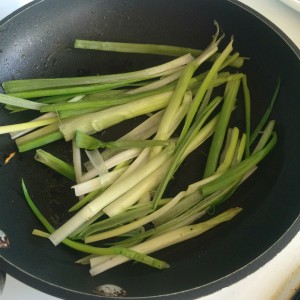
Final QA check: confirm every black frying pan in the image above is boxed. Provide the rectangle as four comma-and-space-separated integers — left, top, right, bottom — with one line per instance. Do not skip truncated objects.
0, 0, 299, 299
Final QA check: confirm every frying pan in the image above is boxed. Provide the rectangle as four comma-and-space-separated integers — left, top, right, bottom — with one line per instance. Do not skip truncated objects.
0, 0, 299, 299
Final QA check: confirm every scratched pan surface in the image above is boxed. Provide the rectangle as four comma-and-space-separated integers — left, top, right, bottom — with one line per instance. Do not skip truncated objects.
0, 0, 299, 299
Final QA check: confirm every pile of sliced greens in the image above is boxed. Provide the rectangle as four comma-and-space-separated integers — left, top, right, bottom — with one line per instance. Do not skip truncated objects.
0, 24, 279, 275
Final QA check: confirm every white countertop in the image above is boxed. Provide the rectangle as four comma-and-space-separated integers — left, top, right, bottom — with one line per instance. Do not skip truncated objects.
238, 0, 300, 48
0, 1, 299, 299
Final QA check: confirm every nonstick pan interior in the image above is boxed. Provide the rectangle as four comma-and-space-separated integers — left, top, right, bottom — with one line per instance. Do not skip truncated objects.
0, 0, 299, 299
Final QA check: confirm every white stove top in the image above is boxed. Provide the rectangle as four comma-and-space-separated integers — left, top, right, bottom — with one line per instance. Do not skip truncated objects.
0, 1, 299, 299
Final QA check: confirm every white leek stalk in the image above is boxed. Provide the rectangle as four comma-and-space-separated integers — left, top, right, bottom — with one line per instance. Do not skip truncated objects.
103, 160, 171, 217
72, 167, 127, 196
89, 208, 242, 275
59, 91, 173, 141
49, 144, 174, 245
81, 149, 141, 182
